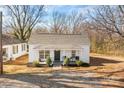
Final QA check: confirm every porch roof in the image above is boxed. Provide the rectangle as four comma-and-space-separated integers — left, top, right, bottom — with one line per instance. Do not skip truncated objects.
29, 32, 90, 45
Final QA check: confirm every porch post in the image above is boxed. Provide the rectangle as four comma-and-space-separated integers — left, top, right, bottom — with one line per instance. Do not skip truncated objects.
44, 49, 45, 59
0, 12, 3, 74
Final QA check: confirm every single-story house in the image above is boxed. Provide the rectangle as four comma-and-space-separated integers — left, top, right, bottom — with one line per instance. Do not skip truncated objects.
2, 34, 27, 62
28, 32, 90, 64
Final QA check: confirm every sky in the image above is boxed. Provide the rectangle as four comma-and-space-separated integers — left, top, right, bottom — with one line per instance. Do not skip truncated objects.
46, 5, 90, 13
0, 5, 97, 31
0, 5, 96, 22
42, 5, 96, 27
45, 5, 95, 16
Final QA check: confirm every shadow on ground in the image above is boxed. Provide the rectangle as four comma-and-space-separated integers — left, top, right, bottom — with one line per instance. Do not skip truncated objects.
90, 57, 122, 66
1, 56, 124, 88
0, 71, 124, 88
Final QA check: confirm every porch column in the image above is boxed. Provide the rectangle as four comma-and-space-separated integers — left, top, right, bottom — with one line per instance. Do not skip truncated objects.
50, 49, 54, 61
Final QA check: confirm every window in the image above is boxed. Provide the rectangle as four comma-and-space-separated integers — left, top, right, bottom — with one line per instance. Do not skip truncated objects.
3, 48, 8, 61
13, 45, 18, 54
3, 48, 7, 56
72, 50, 76, 57
24, 44, 26, 51
39, 50, 44, 59
21, 44, 24, 51
39, 50, 50, 59
77, 50, 80, 56
22, 44, 26, 51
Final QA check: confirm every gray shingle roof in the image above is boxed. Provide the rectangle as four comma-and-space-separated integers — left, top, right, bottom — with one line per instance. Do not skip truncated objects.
29, 32, 90, 45
2, 34, 23, 45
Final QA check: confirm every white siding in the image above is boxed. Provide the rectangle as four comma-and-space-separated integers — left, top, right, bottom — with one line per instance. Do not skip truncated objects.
66, 50, 71, 58
29, 45, 39, 62
3, 43, 27, 62
60, 50, 64, 61
50, 50, 54, 61
29, 44, 90, 63
76, 50, 80, 57
80, 45, 90, 63
11, 43, 27, 60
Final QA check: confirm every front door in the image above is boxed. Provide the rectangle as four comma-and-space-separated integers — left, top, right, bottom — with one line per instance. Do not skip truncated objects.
54, 50, 60, 61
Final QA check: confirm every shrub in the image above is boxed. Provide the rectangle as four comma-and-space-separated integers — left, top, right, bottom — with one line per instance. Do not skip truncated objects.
46, 56, 52, 67
63, 57, 70, 66
82, 63, 90, 67
75, 60, 83, 66
33, 60, 41, 67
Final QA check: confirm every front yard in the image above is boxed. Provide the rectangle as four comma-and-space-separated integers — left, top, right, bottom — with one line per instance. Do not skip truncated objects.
0, 54, 124, 88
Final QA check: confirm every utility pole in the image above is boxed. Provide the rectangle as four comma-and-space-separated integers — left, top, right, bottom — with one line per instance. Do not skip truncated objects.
0, 12, 3, 74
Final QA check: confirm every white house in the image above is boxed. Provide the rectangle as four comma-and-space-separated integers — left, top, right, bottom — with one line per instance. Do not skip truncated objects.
28, 32, 90, 64
2, 34, 27, 62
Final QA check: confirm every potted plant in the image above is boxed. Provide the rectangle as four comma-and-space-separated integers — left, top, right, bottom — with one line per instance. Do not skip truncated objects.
75, 60, 83, 67
46, 56, 52, 67
33, 60, 41, 67
63, 57, 70, 66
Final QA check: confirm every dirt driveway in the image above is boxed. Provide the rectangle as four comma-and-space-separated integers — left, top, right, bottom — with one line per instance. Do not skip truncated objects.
0, 54, 124, 88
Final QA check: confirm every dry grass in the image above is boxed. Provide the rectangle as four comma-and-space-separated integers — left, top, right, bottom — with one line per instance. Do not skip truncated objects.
1, 54, 124, 88
3, 54, 124, 75
3, 55, 52, 74
4, 54, 28, 65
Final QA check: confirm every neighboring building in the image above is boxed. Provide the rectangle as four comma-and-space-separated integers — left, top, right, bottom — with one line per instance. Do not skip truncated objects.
2, 34, 27, 62
28, 32, 90, 64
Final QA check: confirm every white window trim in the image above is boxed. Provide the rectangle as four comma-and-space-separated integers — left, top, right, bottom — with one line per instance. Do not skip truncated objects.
72, 50, 76, 57
22, 44, 26, 51
13, 45, 18, 54
39, 50, 50, 60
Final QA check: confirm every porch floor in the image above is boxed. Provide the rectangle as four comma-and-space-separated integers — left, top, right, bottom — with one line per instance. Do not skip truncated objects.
53, 61, 63, 67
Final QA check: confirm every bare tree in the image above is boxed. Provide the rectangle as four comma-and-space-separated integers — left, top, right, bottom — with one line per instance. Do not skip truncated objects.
67, 11, 86, 34
47, 10, 86, 34
6, 5, 45, 42
89, 5, 124, 38
85, 5, 124, 55
47, 10, 68, 34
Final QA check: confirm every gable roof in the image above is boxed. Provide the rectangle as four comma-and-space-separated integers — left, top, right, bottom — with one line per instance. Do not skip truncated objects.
2, 34, 23, 45
29, 32, 90, 45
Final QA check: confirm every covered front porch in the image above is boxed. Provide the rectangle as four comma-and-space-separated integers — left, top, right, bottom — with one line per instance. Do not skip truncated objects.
38, 49, 81, 63
29, 44, 90, 65
29, 44, 88, 64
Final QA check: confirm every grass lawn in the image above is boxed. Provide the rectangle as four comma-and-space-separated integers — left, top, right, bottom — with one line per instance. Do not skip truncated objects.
0, 54, 124, 88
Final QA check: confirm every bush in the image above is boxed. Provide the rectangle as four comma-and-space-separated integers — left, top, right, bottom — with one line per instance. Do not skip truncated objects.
46, 56, 52, 67
82, 63, 90, 67
75, 60, 83, 66
63, 57, 70, 66
33, 60, 41, 67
